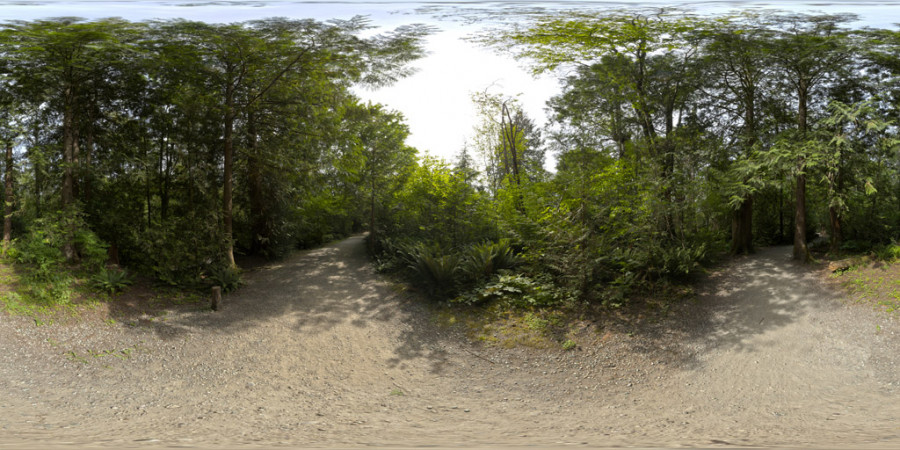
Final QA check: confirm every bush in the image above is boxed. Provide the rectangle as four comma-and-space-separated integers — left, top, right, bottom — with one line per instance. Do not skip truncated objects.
207, 265, 243, 293
455, 273, 573, 308
461, 240, 520, 282
647, 242, 708, 278
136, 213, 227, 287
90, 267, 133, 294
402, 243, 461, 296
874, 243, 900, 261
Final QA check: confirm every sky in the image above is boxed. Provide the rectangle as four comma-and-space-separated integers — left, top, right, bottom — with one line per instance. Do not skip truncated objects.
3, 1, 900, 168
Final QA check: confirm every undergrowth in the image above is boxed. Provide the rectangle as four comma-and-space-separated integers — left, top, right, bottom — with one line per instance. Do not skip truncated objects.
827, 244, 900, 316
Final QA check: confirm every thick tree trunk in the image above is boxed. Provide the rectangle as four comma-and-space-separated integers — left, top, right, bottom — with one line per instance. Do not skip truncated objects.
793, 172, 810, 262
793, 84, 810, 262
62, 84, 78, 262
829, 205, 842, 253
3, 140, 13, 249
731, 196, 754, 255
83, 124, 93, 205
247, 112, 267, 256
223, 82, 236, 268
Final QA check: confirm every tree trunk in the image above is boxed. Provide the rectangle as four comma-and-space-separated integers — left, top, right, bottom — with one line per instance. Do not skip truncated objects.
161, 139, 171, 221
223, 81, 236, 268
829, 205, 842, 253
3, 140, 13, 249
62, 83, 78, 262
83, 123, 93, 205
793, 83, 810, 262
247, 111, 266, 256
731, 196, 754, 255
793, 171, 810, 262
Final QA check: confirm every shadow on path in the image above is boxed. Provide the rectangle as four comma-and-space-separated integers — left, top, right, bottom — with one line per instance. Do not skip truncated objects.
117, 235, 452, 372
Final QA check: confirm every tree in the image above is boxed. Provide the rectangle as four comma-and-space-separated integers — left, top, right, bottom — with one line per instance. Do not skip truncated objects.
344, 102, 416, 249
153, 18, 429, 267
0, 18, 140, 261
701, 15, 775, 255
767, 13, 857, 261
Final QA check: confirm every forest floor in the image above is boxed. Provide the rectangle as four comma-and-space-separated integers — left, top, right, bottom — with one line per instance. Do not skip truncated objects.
1, 235, 899, 448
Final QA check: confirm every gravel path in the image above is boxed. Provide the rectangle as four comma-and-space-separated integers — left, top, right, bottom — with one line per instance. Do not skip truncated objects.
1, 237, 898, 448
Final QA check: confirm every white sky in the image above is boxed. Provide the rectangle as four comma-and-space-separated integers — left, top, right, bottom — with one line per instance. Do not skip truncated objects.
3, 1, 900, 169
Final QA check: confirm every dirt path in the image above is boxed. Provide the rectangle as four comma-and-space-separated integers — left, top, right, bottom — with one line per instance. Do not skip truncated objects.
1, 237, 898, 448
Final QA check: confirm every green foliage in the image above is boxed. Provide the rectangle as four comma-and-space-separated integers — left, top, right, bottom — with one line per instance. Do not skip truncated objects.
461, 240, 520, 281
207, 265, 243, 293
10, 227, 65, 276
874, 243, 900, 261
455, 273, 573, 308
90, 267, 133, 294
647, 242, 709, 278
4, 211, 112, 306
403, 243, 461, 296
389, 157, 499, 249
136, 213, 226, 288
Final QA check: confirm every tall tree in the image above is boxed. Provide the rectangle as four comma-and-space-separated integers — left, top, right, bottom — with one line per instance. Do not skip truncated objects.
767, 13, 856, 261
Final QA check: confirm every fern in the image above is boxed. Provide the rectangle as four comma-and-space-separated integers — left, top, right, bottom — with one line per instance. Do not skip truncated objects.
90, 267, 133, 294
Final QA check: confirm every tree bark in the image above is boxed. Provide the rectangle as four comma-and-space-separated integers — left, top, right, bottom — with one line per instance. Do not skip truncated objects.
223, 80, 236, 268
247, 111, 267, 255
793, 171, 810, 262
793, 82, 810, 262
829, 205, 842, 253
83, 122, 93, 205
731, 196, 754, 255
3, 140, 13, 249
62, 83, 78, 262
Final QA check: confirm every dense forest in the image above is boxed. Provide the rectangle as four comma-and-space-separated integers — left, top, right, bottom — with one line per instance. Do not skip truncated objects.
0, 11, 898, 310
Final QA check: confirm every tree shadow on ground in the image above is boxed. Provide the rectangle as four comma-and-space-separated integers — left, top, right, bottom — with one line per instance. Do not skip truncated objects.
113, 235, 453, 374
625, 245, 845, 370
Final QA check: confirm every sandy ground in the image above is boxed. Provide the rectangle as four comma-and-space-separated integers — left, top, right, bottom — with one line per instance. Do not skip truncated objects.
1, 236, 898, 448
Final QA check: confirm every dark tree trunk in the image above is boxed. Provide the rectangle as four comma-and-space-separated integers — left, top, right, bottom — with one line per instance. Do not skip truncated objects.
83, 123, 93, 205
3, 140, 13, 249
161, 139, 171, 221
223, 80, 236, 268
62, 83, 78, 262
829, 205, 842, 253
731, 196, 754, 255
793, 83, 810, 262
793, 172, 810, 262
247, 111, 267, 256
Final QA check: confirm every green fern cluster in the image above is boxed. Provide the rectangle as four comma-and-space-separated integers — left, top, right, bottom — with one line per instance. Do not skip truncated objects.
207, 266, 243, 293
90, 267, 133, 294
399, 240, 522, 297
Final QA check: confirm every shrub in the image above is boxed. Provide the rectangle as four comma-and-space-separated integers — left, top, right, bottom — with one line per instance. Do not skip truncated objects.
403, 243, 461, 296
455, 273, 572, 307
136, 213, 226, 287
207, 265, 243, 293
461, 240, 520, 282
90, 267, 133, 294
647, 242, 708, 278
874, 243, 900, 261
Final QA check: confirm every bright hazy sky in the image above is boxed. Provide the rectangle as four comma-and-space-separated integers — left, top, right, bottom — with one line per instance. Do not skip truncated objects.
3, 1, 900, 168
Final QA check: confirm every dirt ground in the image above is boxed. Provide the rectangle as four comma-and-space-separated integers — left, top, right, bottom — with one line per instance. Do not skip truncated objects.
1, 236, 899, 448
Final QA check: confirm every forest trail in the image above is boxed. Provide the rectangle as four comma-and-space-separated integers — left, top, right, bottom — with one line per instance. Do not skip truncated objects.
1, 236, 899, 448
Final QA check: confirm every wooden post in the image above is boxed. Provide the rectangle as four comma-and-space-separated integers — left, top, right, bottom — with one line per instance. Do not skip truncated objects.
211, 286, 222, 311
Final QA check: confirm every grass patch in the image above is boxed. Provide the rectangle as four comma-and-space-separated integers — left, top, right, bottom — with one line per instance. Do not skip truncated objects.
430, 278, 695, 351
830, 258, 900, 316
